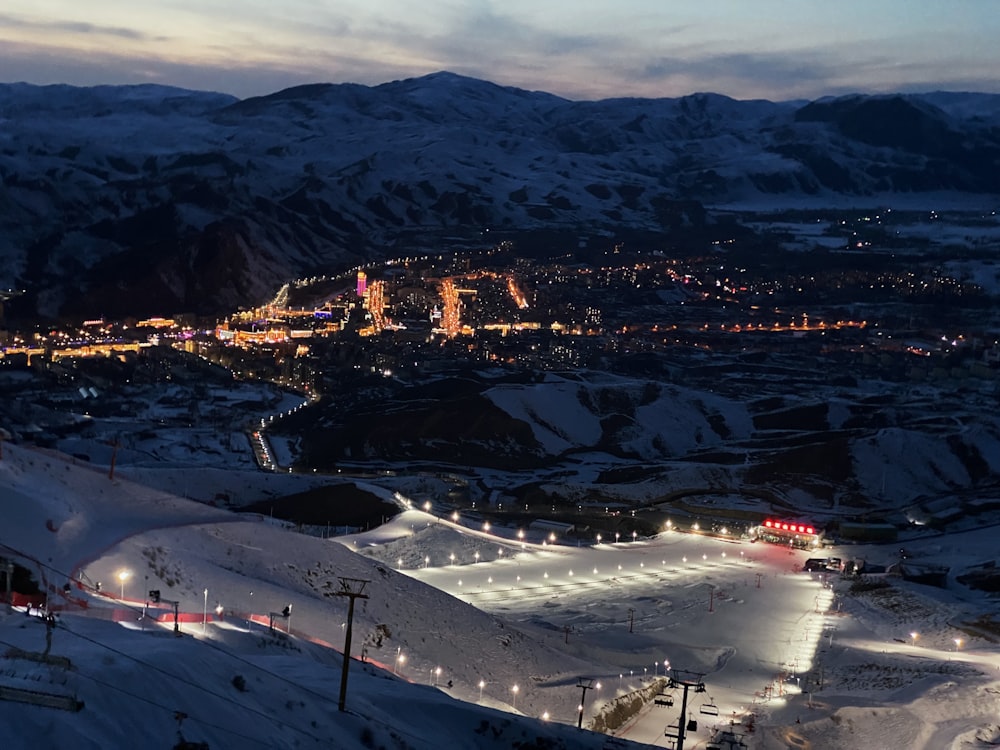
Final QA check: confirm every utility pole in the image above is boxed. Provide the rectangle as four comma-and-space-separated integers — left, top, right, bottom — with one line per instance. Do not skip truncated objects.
576, 677, 595, 729
108, 437, 120, 481
628, 607, 635, 633
664, 668, 706, 750
336, 578, 369, 712
5, 561, 13, 612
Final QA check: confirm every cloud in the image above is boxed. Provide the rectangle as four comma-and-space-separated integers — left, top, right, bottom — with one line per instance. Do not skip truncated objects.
2, 4, 999, 102
638, 52, 835, 87
0, 12, 162, 41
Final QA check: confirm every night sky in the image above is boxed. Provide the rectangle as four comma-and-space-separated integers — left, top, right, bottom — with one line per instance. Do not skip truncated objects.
2, 1, 997, 100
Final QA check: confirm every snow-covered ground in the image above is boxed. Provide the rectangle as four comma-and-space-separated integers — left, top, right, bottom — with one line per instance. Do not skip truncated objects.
3, 439, 999, 748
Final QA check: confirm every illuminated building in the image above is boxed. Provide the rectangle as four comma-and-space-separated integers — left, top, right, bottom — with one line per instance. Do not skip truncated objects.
755, 519, 822, 548
357, 271, 367, 297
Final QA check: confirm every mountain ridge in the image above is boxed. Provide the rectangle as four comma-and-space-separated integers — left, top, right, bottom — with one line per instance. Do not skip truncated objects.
1, 72, 999, 319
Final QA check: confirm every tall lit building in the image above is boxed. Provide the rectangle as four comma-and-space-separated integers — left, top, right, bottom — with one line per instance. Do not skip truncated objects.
356, 271, 367, 297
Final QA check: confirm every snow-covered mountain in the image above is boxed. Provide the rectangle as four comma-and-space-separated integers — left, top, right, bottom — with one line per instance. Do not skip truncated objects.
2, 72, 1000, 317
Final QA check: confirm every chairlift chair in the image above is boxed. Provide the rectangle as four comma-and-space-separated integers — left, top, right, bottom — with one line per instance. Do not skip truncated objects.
654, 693, 675, 706
700, 696, 720, 716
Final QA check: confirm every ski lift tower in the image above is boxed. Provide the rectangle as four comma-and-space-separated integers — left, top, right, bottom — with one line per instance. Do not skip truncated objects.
664, 668, 706, 750
336, 578, 369, 712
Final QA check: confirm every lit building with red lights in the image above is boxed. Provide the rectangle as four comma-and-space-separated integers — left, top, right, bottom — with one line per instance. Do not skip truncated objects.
357, 271, 367, 297
754, 518, 823, 548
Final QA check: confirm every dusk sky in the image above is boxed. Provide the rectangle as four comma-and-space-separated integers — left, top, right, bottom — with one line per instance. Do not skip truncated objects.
1, 1, 997, 101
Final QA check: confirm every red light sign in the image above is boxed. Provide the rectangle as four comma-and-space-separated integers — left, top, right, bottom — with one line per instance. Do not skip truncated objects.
762, 520, 817, 535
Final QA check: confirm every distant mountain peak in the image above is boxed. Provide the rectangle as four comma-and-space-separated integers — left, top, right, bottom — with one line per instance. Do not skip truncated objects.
1, 75, 999, 318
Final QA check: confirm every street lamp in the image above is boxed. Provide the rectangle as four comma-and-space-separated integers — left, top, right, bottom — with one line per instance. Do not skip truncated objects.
511, 684, 519, 710
450, 553, 455, 565
117, 570, 130, 600
954, 638, 963, 651
910, 631, 918, 646
394, 648, 405, 675
202, 588, 208, 633
478, 679, 485, 701
474, 551, 480, 563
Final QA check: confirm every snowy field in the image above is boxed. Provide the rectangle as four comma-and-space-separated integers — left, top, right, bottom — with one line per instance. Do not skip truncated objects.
2, 441, 1000, 748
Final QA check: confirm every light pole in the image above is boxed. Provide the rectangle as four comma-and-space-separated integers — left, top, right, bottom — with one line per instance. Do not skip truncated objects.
576, 678, 596, 729
478, 680, 485, 702
118, 570, 130, 600
202, 588, 208, 633
910, 631, 918, 646
393, 648, 405, 675
511, 684, 519, 710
